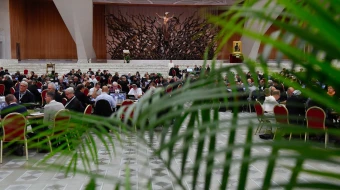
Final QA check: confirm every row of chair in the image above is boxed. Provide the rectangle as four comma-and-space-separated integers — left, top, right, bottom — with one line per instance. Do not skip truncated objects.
254, 101, 328, 148
0, 104, 93, 163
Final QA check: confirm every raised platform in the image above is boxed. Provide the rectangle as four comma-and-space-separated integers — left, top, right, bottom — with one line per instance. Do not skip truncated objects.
0, 60, 229, 76
0, 59, 315, 77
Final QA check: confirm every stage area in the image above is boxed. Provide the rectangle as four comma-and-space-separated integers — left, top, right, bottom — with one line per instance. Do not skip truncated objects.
0, 59, 308, 77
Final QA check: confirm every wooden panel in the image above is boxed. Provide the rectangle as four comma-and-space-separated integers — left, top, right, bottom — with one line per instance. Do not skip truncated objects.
93, 4, 106, 59
25, 1, 77, 59
10, 0, 77, 59
9, 0, 27, 59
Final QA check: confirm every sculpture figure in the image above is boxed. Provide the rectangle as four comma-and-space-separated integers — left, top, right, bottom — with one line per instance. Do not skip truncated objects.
156, 12, 174, 42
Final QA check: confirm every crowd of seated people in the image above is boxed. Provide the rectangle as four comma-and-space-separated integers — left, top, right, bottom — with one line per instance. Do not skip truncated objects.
0, 65, 193, 118
0, 64, 339, 155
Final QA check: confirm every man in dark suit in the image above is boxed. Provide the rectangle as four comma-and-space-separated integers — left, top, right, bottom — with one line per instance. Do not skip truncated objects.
64, 87, 84, 112
28, 80, 41, 103
75, 84, 94, 108
286, 90, 306, 125
1, 94, 28, 119
14, 81, 35, 108
47, 83, 63, 103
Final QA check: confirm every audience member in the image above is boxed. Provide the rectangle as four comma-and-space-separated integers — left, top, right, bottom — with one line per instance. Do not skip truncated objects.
118, 76, 130, 93
262, 88, 279, 114
128, 84, 143, 99
43, 91, 65, 129
75, 84, 94, 108
286, 90, 306, 124
89, 75, 98, 86
89, 83, 102, 99
28, 80, 41, 103
1, 94, 28, 119
3, 75, 14, 95
95, 86, 117, 112
14, 81, 35, 106
47, 83, 63, 103
64, 87, 84, 112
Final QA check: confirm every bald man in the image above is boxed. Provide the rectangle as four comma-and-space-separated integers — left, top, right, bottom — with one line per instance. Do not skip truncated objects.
95, 86, 117, 111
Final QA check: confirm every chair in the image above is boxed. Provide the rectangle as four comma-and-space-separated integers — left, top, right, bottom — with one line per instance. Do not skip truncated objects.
46, 63, 55, 74
0, 84, 5, 96
62, 98, 67, 106
10, 87, 15, 95
273, 104, 291, 140
121, 100, 134, 119
305, 106, 328, 148
46, 109, 71, 152
94, 99, 113, 117
41, 89, 48, 105
166, 85, 173, 94
36, 81, 43, 89
84, 105, 92, 115
118, 84, 122, 89
96, 76, 101, 82
15, 82, 20, 89
172, 69, 176, 77
24, 69, 28, 75
83, 88, 89, 96
1, 113, 28, 163
120, 99, 135, 131
254, 101, 267, 135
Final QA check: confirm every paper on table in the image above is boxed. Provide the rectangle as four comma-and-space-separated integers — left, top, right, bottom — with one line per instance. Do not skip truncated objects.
29, 112, 44, 116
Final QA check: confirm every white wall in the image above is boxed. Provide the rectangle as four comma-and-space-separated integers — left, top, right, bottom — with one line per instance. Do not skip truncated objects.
0, 0, 11, 59
53, 0, 96, 61
240, 0, 284, 60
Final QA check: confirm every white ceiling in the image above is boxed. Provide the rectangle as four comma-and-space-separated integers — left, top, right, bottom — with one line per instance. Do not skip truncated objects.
93, 0, 239, 5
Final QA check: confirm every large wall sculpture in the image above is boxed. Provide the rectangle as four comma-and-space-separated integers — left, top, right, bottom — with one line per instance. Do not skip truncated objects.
106, 7, 218, 60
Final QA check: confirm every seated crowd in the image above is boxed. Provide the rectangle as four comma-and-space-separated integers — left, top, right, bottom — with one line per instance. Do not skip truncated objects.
0, 65, 337, 155
0, 66, 199, 155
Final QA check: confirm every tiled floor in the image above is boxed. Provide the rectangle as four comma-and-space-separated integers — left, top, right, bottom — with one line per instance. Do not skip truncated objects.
0, 111, 340, 190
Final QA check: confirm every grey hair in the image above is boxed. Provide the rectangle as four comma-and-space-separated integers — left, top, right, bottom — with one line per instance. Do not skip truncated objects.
4, 75, 12, 81
112, 82, 118, 86
20, 81, 28, 87
65, 87, 74, 94
48, 82, 56, 90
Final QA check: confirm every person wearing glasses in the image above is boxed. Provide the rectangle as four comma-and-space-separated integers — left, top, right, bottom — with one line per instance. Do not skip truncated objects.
14, 81, 35, 108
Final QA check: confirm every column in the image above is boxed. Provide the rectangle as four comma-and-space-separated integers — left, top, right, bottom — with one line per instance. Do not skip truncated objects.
0, 0, 11, 59
240, 0, 284, 60
53, 0, 96, 63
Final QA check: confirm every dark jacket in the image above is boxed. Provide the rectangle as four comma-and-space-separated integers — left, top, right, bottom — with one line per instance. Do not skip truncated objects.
75, 90, 94, 108
1, 103, 28, 119
54, 90, 64, 103
65, 96, 84, 113
286, 95, 306, 124
4, 79, 14, 96
28, 84, 41, 103
15, 90, 35, 104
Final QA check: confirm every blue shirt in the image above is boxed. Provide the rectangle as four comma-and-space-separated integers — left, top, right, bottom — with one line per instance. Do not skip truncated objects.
95, 92, 117, 109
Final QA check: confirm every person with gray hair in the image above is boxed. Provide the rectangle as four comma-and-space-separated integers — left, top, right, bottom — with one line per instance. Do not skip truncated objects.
14, 81, 35, 106
47, 83, 63, 103
64, 87, 84, 112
